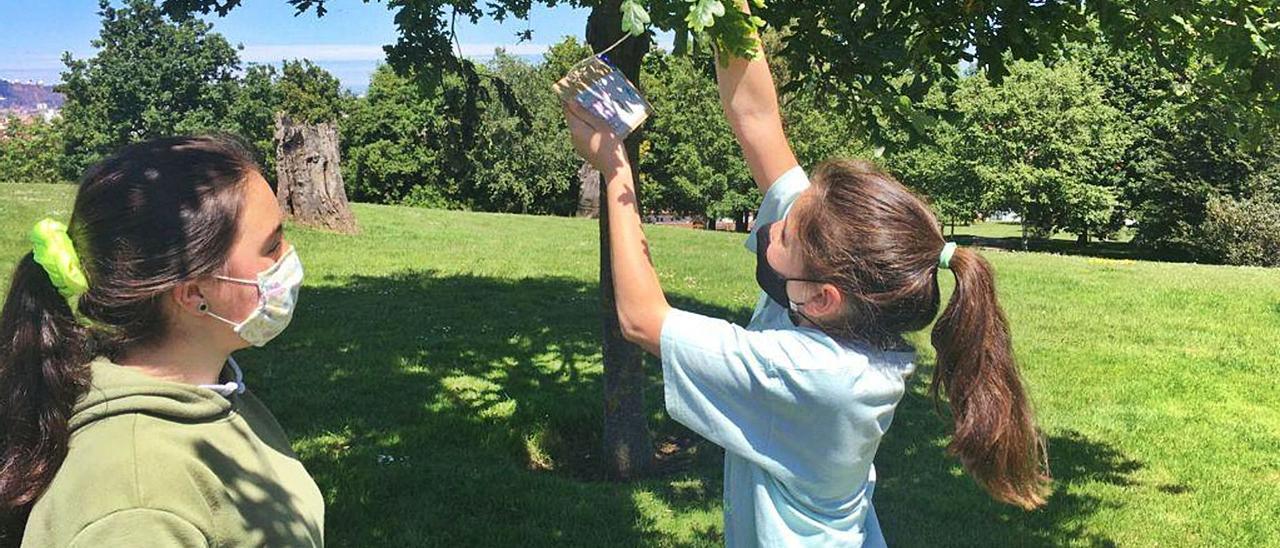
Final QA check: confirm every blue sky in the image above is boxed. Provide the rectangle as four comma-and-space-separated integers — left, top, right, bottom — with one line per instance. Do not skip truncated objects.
0, 0, 594, 91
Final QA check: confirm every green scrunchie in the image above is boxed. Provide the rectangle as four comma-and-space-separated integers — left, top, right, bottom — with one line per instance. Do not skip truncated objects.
938, 242, 958, 270
30, 218, 90, 319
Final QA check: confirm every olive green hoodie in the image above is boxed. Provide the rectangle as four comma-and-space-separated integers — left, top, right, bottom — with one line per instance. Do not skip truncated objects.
22, 357, 324, 547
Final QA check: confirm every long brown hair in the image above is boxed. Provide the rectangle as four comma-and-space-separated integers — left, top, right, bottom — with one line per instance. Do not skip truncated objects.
0, 135, 260, 542
793, 159, 1050, 510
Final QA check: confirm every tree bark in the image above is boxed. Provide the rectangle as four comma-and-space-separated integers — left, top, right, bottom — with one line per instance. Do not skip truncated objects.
274, 114, 358, 234
673, 26, 689, 56
588, 2, 653, 480
576, 161, 601, 218
1020, 205, 1029, 251
735, 210, 750, 233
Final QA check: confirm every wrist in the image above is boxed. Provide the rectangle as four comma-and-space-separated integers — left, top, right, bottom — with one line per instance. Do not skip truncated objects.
602, 163, 633, 185
598, 148, 631, 178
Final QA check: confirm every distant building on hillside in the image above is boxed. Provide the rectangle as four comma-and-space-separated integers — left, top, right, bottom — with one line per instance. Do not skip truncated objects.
0, 79, 65, 117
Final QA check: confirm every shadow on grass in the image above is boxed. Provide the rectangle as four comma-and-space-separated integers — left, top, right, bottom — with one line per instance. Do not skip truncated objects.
240, 270, 733, 546
237, 269, 1140, 546
952, 233, 1145, 261
876, 385, 1142, 547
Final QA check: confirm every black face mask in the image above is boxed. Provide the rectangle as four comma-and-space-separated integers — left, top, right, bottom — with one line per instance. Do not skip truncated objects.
755, 222, 825, 315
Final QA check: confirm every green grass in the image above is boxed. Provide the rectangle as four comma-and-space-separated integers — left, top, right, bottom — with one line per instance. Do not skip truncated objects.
2, 182, 1279, 546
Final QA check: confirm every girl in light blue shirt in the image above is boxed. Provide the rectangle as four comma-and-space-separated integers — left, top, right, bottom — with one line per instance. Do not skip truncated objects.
563, 12, 1049, 546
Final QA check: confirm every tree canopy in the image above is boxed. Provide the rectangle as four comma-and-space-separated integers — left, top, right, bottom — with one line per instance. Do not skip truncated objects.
161, 0, 1279, 142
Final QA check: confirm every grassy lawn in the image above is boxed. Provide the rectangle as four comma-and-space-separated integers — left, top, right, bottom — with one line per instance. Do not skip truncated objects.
2, 182, 1278, 546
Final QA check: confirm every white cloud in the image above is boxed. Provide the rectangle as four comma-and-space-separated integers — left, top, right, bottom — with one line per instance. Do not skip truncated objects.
240, 44, 384, 62
239, 42, 550, 63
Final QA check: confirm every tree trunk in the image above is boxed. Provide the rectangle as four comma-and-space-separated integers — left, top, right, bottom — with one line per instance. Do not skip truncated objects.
1077, 228, 1090, 246
1020, 205, 1029, 251
673, 26, 689, 56
587, 3, 652, 480
274, 114, 358, 234
577, 161, 601, 218
735, 210, 749, 233
705, 216, 717, 231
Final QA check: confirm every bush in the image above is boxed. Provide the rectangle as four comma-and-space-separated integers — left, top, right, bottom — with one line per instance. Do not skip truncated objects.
0, 117, 66, 184
1199, 195, 1280, 267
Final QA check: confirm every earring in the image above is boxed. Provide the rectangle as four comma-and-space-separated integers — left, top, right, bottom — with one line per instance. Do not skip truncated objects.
198, 302, 209, 313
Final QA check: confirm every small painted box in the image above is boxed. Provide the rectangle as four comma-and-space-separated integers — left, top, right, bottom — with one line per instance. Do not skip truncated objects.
553, 56, 653, 139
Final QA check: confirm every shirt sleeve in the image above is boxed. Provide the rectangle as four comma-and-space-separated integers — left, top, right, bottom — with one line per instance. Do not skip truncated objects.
744, 165, 811, 253
660, 308, 853, 486
71, 509, 210, 548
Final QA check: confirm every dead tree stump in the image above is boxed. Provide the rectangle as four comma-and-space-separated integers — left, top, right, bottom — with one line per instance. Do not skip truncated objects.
274, 114, 359, 234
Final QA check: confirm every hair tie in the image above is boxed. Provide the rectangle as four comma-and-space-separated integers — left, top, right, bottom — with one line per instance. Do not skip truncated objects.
30, 218, 90, 319
938, 242, 958, 270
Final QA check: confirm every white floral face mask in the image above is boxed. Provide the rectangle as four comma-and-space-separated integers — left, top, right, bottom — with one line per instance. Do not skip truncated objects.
204, 247, 304, 347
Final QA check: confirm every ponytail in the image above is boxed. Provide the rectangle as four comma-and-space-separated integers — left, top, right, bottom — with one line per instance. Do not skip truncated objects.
930, 247, 1050, 510
0, 254, 92, 541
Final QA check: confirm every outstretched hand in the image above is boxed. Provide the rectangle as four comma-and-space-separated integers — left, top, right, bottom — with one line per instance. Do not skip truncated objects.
562, 100, 629, 174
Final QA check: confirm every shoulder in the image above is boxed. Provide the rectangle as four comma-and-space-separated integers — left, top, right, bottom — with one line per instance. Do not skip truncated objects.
757, 329, 916, 404
34, 414, 219, 539
231, 389, 298, 454
766, 329, 915, 373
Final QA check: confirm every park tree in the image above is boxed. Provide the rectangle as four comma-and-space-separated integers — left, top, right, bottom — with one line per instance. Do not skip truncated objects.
953, 61, 1135, 245
228, 64, 283, 173
59, 0, 241, 176
0, 117, 66, 184
163, 0, 1280, 478
640, 50, 752, 228
57, 0, 357, 231
759, 1, 1279, 144
276, 59, 348, 124
341, 64, 456, 206
1200, 192, 1280, 267
342, 51, 584, 214
640, 43, 869, 231
466, 49, 585, 215
1075, 43, 1280, 260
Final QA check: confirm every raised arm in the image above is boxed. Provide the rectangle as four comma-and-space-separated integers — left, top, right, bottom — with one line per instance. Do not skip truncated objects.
564, 102, 670, 355
715, 2, 799, 194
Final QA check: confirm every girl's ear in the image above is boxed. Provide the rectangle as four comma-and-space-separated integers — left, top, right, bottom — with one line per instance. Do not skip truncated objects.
172, 280, 209, 317
806, 283, 844, 319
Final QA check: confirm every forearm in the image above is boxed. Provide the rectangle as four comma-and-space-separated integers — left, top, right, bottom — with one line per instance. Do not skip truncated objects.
602, 163, 670, 356
713, 1, 780, 127
715, 44, 782, 128
713, 1, 798, 190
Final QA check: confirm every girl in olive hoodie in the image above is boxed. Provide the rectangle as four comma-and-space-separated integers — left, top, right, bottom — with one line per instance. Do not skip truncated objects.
0, 135, 323, 547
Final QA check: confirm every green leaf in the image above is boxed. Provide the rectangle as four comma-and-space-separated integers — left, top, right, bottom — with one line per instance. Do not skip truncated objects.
621, 0, 650, 37
686, 0, 725, 34
1251, 32, 1272, 55
1170, 14, 1196, 36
